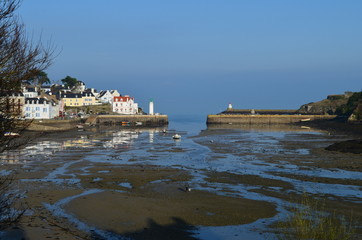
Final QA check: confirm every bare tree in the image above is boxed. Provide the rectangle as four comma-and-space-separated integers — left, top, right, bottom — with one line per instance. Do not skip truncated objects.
0, 0, 54, 230
0, 0, 54, 152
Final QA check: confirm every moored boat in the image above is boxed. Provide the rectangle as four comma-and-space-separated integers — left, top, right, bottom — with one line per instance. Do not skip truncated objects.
172, 134, 181, 140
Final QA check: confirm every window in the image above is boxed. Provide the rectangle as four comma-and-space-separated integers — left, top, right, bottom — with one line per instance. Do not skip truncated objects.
36, 113, 40, 117
43, 108, 47, 112
36, 107, 40, 111
25, 113, 30, 117
26, 107, 30, 111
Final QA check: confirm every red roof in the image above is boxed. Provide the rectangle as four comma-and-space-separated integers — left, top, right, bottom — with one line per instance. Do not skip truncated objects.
114, 96, 134, 102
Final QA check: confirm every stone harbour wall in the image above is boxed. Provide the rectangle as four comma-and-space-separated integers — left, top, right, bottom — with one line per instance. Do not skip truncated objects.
95, 115, 168, 127
207, 114, 337, 125
27, 119, 82, 131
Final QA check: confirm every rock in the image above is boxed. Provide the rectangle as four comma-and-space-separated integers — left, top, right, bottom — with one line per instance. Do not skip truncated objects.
325, 139, 362, 154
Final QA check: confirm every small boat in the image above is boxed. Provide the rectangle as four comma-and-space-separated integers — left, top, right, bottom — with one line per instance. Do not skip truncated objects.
135, 122, 142, 126
76, 125, 84, 129
162, 129, 167, 133
300, 118, 311, 122
4, 132, 20, 137
121, 121, 130, 126
172, 134, 181, 140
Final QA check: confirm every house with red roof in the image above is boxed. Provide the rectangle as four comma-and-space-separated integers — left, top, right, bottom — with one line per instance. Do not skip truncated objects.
112, 95, 138, 115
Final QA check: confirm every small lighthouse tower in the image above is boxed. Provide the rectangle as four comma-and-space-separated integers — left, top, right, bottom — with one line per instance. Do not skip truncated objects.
149, 99, 154, 115
228, 103, 233, 109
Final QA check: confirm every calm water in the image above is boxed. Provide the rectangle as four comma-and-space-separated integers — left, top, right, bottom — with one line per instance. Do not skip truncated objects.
1, 119, 362, 239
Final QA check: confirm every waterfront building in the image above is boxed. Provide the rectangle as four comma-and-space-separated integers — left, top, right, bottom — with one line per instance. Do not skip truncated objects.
60, 93, 83, 106
23, 97, 60, 119
60, 92, 97, 106
98, 90, 114, 104
112, 95, 138, 115
82, 92, 97, 105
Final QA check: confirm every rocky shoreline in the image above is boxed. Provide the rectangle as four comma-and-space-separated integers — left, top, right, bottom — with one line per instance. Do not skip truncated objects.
295, 118, 362, 154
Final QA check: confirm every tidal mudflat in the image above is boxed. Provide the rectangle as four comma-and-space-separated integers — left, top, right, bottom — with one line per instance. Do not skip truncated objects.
1, 123, 361, 239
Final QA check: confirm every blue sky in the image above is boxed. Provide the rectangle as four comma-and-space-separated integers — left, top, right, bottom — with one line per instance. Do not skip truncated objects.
19, 1, 362, 117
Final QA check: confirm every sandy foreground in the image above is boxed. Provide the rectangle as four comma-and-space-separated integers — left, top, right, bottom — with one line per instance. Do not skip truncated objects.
5, 163, 276, 240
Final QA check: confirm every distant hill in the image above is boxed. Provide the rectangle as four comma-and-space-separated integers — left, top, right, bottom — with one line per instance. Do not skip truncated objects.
297, 91, 362, 121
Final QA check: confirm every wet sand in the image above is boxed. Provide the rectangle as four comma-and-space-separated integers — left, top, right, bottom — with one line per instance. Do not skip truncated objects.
14, 164, 276, 240
1, 123, 362, 239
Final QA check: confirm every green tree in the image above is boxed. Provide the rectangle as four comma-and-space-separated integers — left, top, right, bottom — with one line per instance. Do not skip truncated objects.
336, 91, 362, 117
29, 70, 51, 88
61, 75, 78, 88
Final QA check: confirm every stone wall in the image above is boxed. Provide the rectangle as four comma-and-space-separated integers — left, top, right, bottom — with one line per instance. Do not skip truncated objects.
95, 115, 168, 127
27, 119, 81, 131
207, 114, 336, 125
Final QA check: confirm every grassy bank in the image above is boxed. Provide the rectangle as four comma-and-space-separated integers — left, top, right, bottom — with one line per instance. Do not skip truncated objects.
65, 104, 112, 114
277, 194, 357, 240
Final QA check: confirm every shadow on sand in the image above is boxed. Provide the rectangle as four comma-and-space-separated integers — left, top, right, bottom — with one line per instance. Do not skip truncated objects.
91, 217, 198, 240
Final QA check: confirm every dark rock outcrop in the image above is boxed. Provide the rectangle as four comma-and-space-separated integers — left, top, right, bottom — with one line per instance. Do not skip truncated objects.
325, 139, 362, 154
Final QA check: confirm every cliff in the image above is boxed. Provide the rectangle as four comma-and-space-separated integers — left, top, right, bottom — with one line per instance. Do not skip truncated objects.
297, 92, 352, 115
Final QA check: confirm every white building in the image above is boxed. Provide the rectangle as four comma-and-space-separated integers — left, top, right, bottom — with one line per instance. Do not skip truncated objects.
98, 90, 114, 104
112, 95, 138, 115
110, 90, 120, 97
23, 87, 39, 98
23, 97, 60, 119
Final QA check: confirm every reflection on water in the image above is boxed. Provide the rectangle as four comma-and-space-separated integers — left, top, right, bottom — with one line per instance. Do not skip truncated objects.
0, 127, 165, 164
103, 130, 140, 148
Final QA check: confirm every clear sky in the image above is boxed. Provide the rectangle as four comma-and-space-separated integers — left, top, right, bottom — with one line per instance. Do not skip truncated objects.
19, 0, 362, 117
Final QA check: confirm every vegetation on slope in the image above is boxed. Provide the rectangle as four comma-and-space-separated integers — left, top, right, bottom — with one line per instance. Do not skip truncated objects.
336, 91, 362, 120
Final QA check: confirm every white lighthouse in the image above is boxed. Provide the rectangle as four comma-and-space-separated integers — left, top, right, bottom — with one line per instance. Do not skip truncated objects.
149, 99, 154, 115
228, 103, 233, 109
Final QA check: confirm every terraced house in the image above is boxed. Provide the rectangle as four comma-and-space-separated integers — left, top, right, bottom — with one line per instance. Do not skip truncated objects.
60, 92, 97, 106
82, 92, 96, 105
60, 93, 83, 106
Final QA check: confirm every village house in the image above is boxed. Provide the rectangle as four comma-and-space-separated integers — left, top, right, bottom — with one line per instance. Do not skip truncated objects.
72, 81, 86, 93
60, 92, 97, 106
60, 93, 83, 106
23, 97, 60, 119
40, 85, 52, 93
22, 87, 39, 98
98, 90, 114, 104
110, 90, 120, 97
82, 92, 97, 105
112, 95, 138, 115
